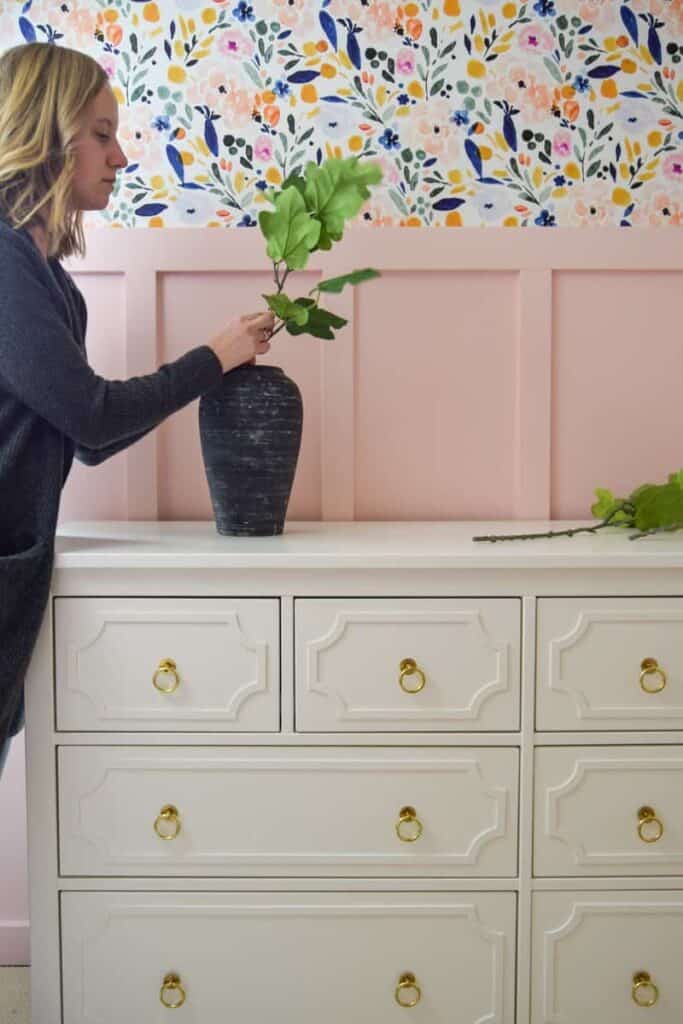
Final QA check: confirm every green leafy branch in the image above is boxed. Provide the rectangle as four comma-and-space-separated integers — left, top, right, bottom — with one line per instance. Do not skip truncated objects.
473, 470, 683, 542
258, 156, 383, 340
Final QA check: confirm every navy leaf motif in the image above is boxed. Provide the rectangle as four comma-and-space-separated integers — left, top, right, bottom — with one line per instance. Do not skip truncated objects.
465, 138, 483, 178
433, 197, 465, 211
204, 119, 218, 157
19, 16, 36, 41
647, 24, 662, 65
347, 29, 361, 70
166, 144, 185, 182
319, 11, 337, 51
620, 5, 638, 45
136, 203, 167, 217
503, 112, 517, 152
587, 65, 620, 78
287, 70, 320, 83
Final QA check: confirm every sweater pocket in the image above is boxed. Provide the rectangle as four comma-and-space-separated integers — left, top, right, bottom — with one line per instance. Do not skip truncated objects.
0, 531, 53, 737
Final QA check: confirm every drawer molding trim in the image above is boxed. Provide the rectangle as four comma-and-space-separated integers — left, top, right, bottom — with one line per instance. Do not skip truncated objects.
305, 610, 511, 722
548, 609, 683, 721
66, 610, 269, 722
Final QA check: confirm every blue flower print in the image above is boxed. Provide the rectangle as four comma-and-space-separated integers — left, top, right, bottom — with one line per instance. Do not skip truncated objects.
450, 109, 470, 126
378, 128, 400, 150
274, 80, 290, 98
534, 209, 557, 226
572, 75, 590, 93
152, 115, 171, 132
533, 0, 556, 16
232, 3, 255, 23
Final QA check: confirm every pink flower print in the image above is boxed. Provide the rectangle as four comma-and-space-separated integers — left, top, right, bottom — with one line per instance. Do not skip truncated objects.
576, 0, 614, 30
397, 51, 416, 76
254, 137, 274, 161
218, 30, 254, 59
99, 56, 116, 79
662, 152, 683, 185
552, 130, 573, 158
518, 25, 554, 54
272, 0, 318, 31
653, 192, 683, 225
367, 1, 396, 34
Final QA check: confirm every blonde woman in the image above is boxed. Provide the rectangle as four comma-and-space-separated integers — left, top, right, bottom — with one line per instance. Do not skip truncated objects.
0, 41, 275, 774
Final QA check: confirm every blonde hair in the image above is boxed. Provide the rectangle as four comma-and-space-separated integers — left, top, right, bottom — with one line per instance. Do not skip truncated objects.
0, 42, 108, 260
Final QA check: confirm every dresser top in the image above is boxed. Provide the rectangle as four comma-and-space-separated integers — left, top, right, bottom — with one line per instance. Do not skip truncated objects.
54, 520, 683, 570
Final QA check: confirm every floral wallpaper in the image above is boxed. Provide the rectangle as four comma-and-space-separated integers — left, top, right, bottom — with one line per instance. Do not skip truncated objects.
3, 0, 682, 227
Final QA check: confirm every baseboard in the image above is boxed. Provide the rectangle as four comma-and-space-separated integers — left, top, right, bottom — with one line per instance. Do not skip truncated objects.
0, 923, 30, 966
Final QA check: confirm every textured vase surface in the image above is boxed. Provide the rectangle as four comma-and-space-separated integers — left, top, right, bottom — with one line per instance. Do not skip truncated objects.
199, 364, 303, 536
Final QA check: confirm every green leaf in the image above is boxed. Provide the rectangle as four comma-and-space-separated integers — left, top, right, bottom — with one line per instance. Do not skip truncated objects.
633, 483, 683, 531
303, 157, 383, 246
667, 469, 683, 488
258, 186, 321, 270
280, 172, 307, 197
262, 292, 309, 326
286, 301, 348, 339
316, 268, 380, 294
590, 488, 632, 524
242, 61, 262, 89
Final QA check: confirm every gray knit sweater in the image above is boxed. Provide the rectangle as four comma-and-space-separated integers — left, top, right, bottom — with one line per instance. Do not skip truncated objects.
0, 217, 223, 742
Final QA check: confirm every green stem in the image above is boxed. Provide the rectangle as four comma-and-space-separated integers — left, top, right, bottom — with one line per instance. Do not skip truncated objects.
472, 507, 633, 542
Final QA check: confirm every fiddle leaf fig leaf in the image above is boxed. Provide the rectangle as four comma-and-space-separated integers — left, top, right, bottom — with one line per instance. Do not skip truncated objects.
632, 482, 683, 531
285, 300, 348, 339
262, 292, 309, 326
590, 488, 632, 524
304, 156, 383, 245
258, 185, 321, 270
316, 268, 381, 294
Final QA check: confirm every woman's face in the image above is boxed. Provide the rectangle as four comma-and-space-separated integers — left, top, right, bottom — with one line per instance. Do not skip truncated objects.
70, 84, 128, 210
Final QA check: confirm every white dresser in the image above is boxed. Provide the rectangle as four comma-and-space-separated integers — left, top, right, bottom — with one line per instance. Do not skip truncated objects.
24, 521, 683, 1023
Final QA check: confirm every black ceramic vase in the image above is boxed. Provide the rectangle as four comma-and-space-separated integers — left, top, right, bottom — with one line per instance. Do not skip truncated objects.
199, 364, 303, 536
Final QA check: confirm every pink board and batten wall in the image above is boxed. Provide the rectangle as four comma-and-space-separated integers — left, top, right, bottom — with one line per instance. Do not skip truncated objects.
58, 225, 683, 527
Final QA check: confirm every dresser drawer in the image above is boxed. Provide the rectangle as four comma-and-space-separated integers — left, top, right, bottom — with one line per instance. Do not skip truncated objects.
54, 598, 280, 731
534, 747, 683, 877
532, 891, 683, 1022
295, 598, 521, 731
62, 891, 516, 1023
58, 746, 519, 877
536, 597, 683, 731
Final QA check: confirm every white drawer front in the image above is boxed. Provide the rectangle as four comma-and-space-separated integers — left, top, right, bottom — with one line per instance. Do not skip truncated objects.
62, 891, 516, 1024
295, 598, 520, 731
58, 746, 518, 877
536, 597, 683, 731
55, 598, 280, 731
532, 892, 683, 1023
534, 747, 683, 877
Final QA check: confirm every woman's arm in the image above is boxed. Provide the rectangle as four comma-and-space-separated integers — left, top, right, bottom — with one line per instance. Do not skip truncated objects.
0, 237, 223, 449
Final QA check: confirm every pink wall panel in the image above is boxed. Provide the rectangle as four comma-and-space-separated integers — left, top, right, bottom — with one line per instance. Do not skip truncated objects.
551, 270, 683, 519
156, 271, 324, 521
58, 274, 128, 524
355, 271, 519, 519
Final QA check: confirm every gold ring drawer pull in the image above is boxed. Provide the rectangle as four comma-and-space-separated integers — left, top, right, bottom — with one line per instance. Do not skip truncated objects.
632, 971, 659, 1008
153, 658, 180, 694
160, 972, 186, 1009
399, 658, 426, 694
154, 804, 181, 840
637, 806, 664, 844
395, 972, 421, 1008
395, 806, 423, 843
639, 658, 667, 694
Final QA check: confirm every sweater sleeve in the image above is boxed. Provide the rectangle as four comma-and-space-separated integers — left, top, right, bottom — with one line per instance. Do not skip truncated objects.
0, 236, 224, 449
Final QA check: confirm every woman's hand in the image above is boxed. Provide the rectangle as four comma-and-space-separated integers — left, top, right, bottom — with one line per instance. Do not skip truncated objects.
207, 311, 276, 373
